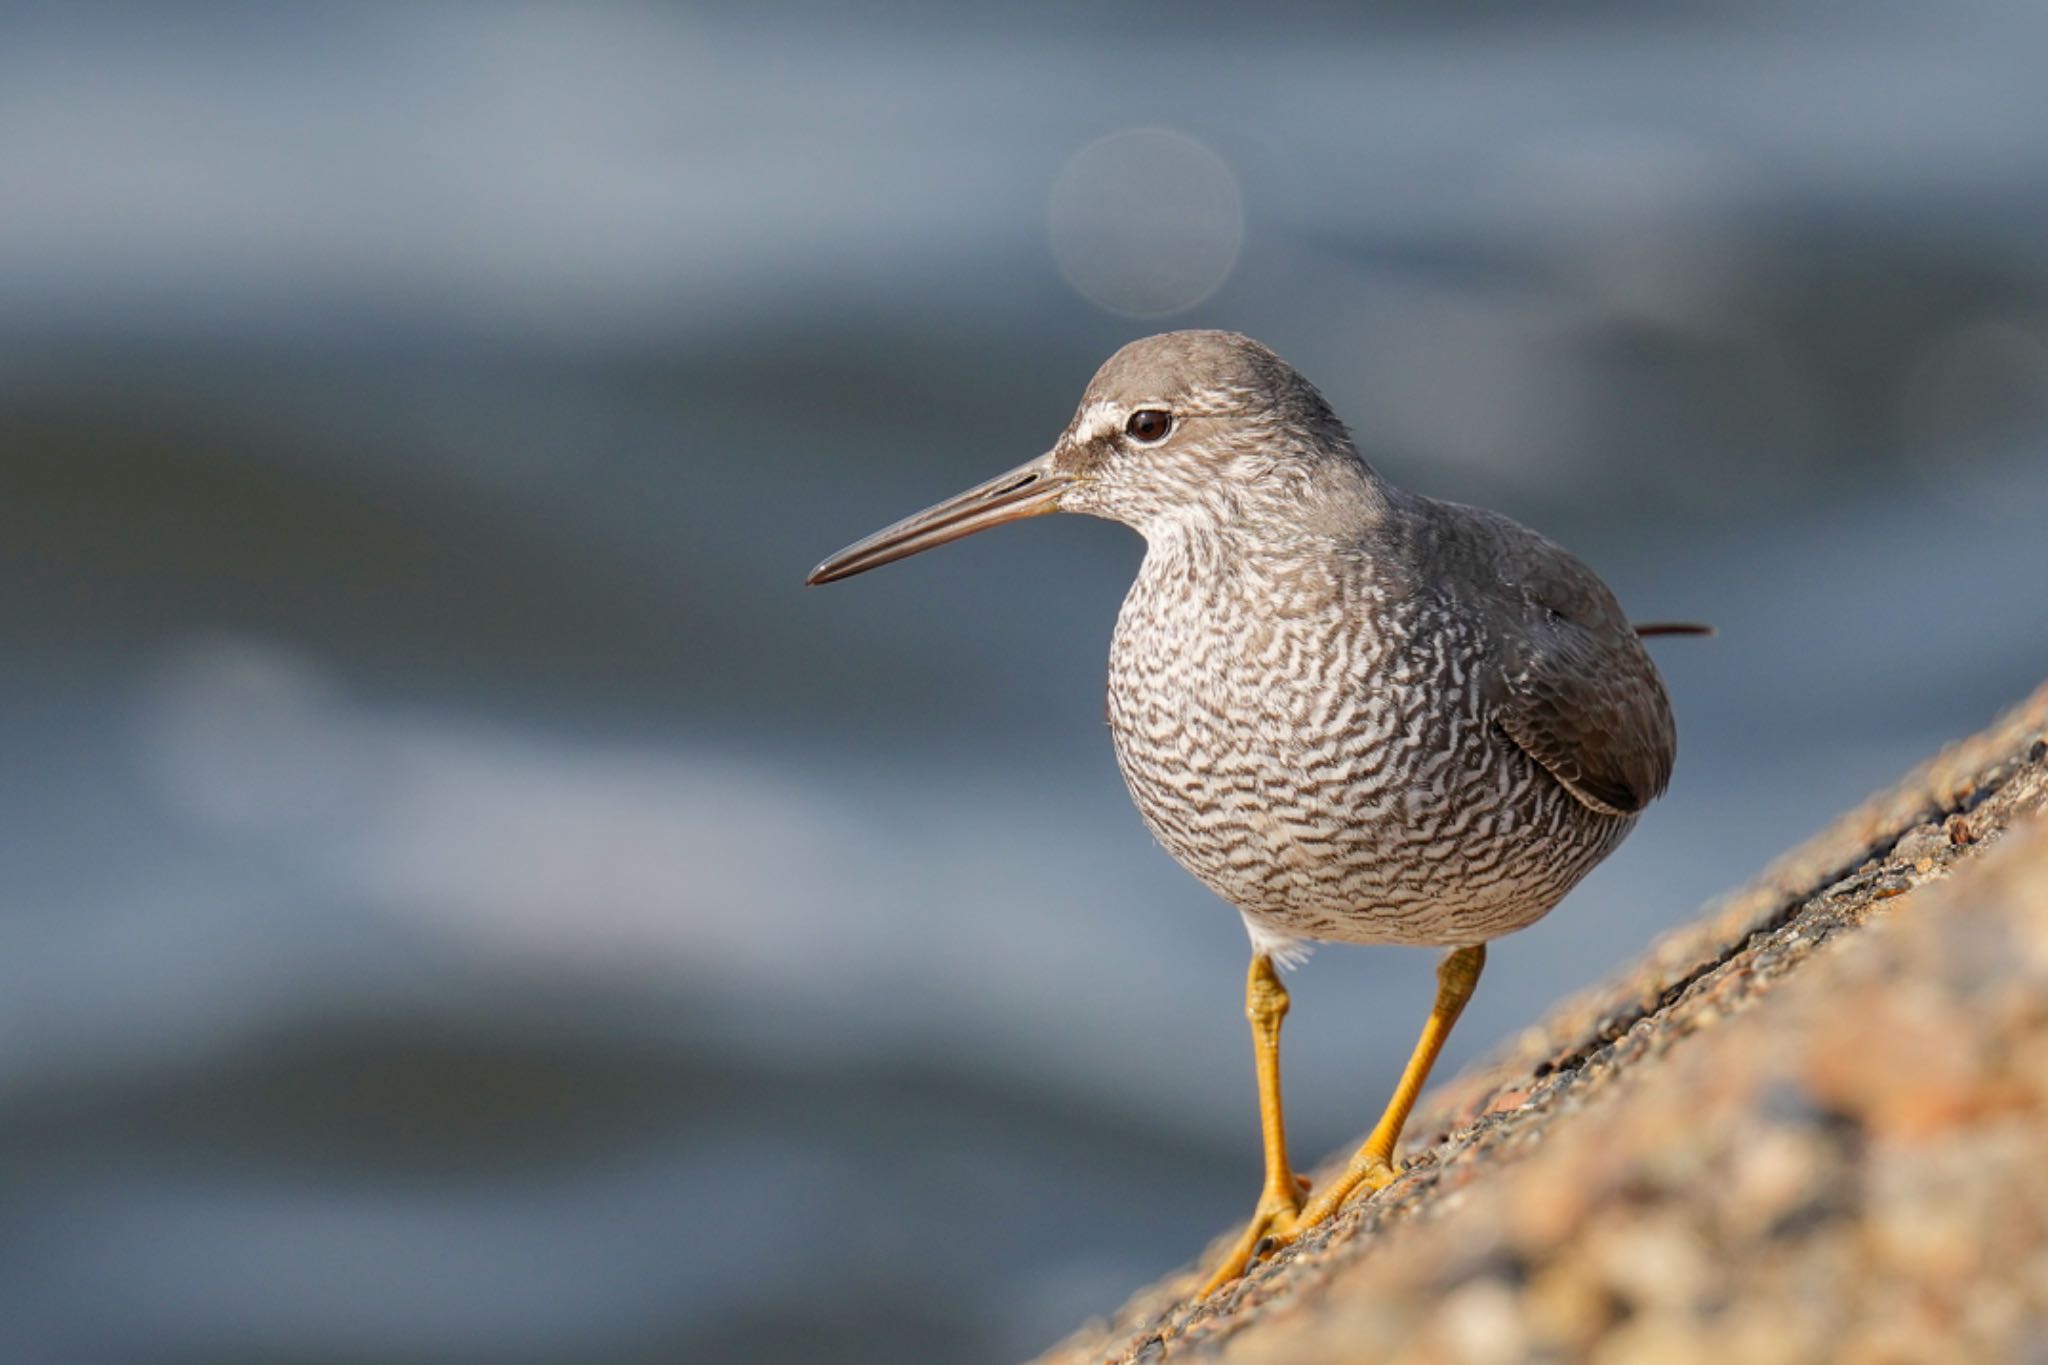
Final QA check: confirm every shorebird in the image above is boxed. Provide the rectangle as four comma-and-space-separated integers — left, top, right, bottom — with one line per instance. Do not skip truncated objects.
807, 331, 1688, 1295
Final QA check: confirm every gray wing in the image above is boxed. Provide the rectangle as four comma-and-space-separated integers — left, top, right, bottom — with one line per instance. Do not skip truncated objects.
1473, 517, 1678, 817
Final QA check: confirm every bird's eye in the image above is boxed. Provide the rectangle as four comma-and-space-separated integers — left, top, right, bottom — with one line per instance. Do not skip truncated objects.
1124, 409, 1173, 443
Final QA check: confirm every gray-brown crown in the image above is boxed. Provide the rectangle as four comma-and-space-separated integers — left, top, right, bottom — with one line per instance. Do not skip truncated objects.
1054, 331, 1381, 535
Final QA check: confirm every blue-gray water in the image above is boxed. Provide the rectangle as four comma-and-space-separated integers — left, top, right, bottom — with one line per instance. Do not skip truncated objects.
4, 4, 2048, 1361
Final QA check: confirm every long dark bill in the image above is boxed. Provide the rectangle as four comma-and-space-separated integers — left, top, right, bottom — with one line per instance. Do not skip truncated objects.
806, 451, 1070, 585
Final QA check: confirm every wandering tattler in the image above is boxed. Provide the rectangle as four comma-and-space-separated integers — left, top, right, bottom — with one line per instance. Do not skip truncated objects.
807, 331, 1691, 1294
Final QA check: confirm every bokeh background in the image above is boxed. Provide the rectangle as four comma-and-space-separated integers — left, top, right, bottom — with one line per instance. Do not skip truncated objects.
5, 4, 2048, 1362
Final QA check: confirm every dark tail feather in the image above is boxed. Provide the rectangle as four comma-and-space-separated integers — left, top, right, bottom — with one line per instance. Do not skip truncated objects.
1634, 621, 1715, 638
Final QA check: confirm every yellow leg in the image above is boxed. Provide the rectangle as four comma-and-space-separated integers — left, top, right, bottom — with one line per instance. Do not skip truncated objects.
1279, 943, 1486, 1238
1197, 953, 1307, 1296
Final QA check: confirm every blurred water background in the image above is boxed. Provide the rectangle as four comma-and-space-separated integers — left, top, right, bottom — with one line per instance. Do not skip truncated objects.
4, 3, 2048, 1361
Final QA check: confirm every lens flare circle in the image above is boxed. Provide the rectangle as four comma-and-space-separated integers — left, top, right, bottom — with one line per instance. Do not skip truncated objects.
1049, 127, 1244, 319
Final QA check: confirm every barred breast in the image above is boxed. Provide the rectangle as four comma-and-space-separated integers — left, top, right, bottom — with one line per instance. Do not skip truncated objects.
1105, 516, 1633, 954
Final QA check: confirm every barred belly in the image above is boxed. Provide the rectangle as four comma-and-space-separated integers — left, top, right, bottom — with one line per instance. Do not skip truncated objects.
1106, 529, 1631, 950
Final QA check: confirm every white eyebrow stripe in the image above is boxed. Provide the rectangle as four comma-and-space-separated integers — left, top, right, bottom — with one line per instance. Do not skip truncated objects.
1071, 399, 1120, 444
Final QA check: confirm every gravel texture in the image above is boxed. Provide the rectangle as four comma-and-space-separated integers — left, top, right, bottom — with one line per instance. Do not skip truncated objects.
1039, 680, 2048, 1364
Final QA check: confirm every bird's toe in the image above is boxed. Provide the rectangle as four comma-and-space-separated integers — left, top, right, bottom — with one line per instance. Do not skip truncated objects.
1196, 1185, 1306, 1298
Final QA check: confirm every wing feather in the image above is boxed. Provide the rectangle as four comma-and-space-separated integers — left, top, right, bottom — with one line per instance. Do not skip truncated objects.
1475, 522, 1678, 817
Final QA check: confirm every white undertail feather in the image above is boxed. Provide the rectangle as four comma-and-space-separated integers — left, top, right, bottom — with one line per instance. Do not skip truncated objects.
1243, 914, 1315, 971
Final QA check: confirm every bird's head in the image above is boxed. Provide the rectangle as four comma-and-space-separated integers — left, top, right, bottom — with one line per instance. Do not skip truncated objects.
806, 330, 1380, 586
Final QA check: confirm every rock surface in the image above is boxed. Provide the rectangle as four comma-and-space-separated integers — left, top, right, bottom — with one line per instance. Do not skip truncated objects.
1040, 680, 2048, 1364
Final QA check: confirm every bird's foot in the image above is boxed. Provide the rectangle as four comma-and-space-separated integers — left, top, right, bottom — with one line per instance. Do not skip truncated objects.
1264, 1152, 1401, 1250
1196, 1175, 1310, 1297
